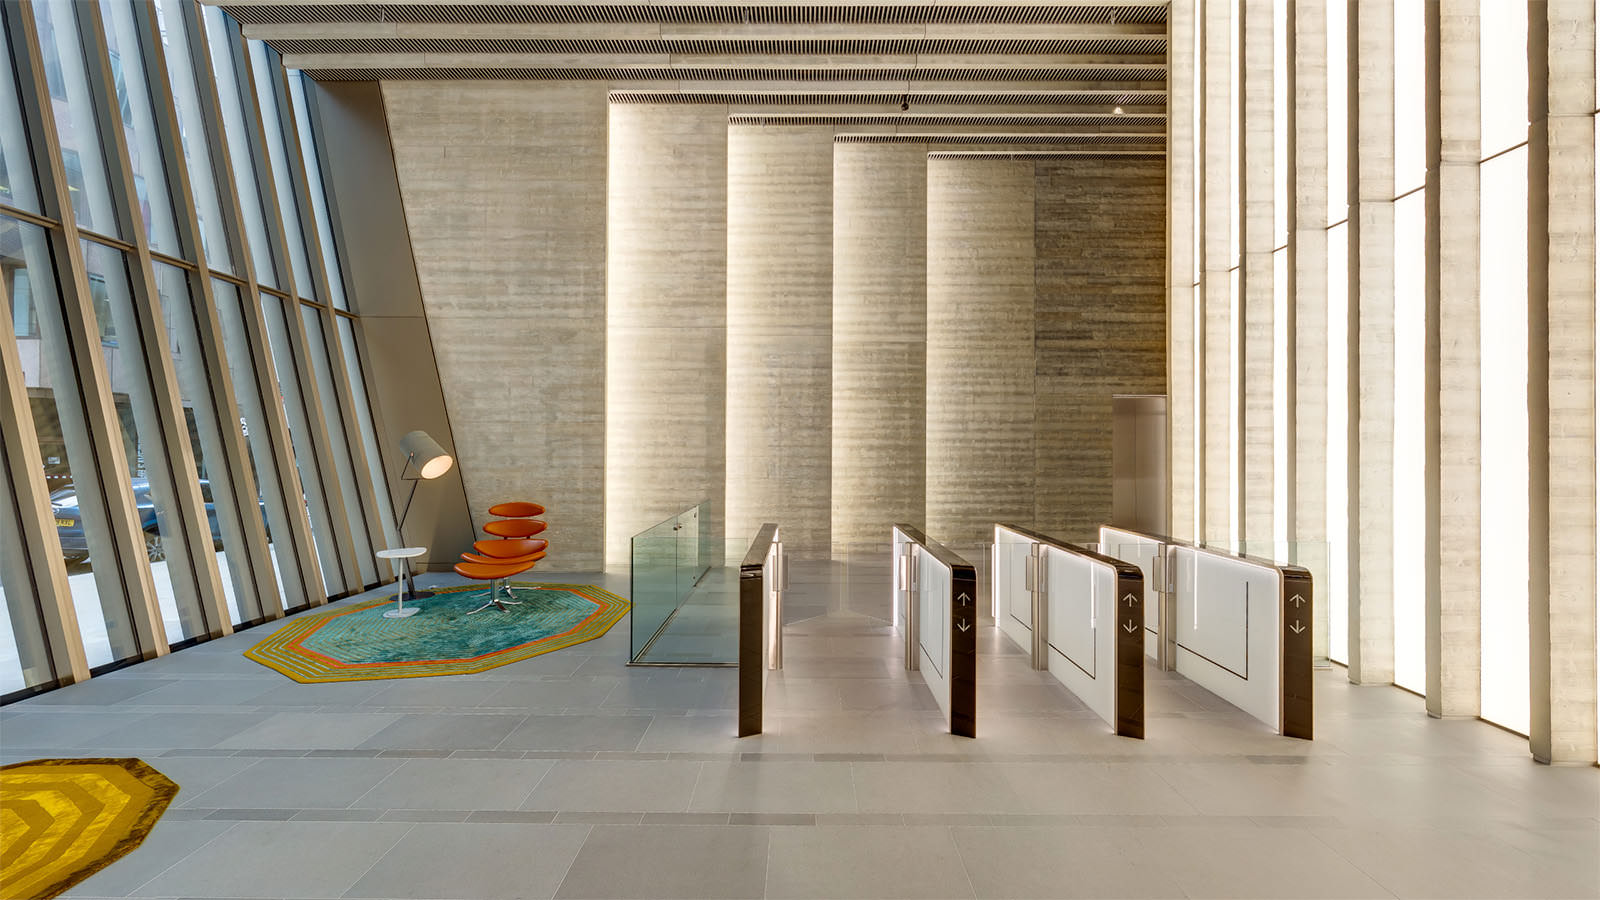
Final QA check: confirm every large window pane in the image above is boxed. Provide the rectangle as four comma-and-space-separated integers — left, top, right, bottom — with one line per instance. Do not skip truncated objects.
1327, 221, 1350, 667
211, 277, 305, 615
0, 9, 41, 215
290, 72, 347, 310
3, 215, 141, 667
1479, 147, 1530, 734
251, 42, 314, 301
203, 5, 275, 286
1479, 0, 1527, 158
97, 0, 180, 256
0, 443, 58, 696
1392, 192, 1426, 694
80, 239, 210, 644
153, 262, 278, 623
301, 306, 374, 583
30, 0, 122, 238
336, 316, 398, 560
150, 0, 230, 271
260, 291, 341, 594
1394, 0, 1426, 193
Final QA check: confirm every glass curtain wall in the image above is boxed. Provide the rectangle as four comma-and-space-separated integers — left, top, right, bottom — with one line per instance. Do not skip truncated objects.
1392, 0, 1428, 695
0, 0, 394, 702
1477, 0, 1530, 734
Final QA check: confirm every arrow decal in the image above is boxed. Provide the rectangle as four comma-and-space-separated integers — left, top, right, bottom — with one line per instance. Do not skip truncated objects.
957, 592, 972, 606
957, 621, 971, 633
1289, 594, 1306, 608
1123, 593, 1138, 607
1123, 621, 1138, 634
1290, 620, 1305, 635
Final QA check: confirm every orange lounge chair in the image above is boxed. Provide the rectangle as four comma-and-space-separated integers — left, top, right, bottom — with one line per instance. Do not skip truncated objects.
452, 559, 536, 614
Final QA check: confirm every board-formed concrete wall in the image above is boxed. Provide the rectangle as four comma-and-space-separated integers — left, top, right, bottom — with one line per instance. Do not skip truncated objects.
383, 81, 609, 570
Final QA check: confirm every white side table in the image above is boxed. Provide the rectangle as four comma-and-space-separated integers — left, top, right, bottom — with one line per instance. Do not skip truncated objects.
377, 547, 428, 618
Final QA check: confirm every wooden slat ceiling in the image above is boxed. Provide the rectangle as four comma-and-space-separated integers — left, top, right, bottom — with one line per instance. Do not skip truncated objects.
213, 1, 1168, 148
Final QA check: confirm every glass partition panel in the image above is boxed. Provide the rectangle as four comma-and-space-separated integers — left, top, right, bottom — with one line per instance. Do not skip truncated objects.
30, 0, 122, 238
150, 0, 230, 271
211, 277, 302, 615
4, 215, 141, 667
80, 238, 207, 643
97, 0, 180, 256
630, 501, 735, 665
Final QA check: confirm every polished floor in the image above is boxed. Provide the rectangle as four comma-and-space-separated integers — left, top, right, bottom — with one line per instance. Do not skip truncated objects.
1, 563, 1596, 899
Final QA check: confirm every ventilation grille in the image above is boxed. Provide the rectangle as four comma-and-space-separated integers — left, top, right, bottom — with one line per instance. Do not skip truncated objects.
226, 4, 1168, 27
269, 37, 1167, 59
728, 113, 1166, 126
834, 133, 1165, 145
927, 150, 1166, 159
298, 66, 1166, 85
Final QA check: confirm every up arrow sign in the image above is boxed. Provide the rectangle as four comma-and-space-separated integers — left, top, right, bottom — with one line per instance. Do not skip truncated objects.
957, 621, 972, 633
1123, 621, 1138, 634
1290, 620, 1306, 635
957, 592, 972, 606
1289, 594, 1306, 608
1123, 593, 1138, 607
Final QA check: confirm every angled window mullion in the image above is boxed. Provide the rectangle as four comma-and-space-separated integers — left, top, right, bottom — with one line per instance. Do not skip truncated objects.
0, 271, 87, 690
5, 0, 166, 661
179, 0, 320, 612
230, 29, 362, 597
271, 64, 389, 586
130, 0, 283, 627
71, 0, 226, 643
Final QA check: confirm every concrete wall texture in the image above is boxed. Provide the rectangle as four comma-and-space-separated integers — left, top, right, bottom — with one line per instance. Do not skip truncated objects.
378, 87, 1167, 566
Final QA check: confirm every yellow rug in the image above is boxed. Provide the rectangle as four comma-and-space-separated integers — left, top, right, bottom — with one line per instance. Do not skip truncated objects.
0, 758, 178, 900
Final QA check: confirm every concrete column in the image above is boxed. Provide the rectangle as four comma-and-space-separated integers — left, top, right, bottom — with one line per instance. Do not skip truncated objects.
1351, 0, 1397, 684
1242, 0, 1278, 545
926, 158, 1035, 554
606, 103, 728, 567
726, 126, 833, 556
1294, 0, 1329, 572
1202, 0, 1237, 543
832, 142, 926, 549
1429, 0, 1480, 718
1531, 0, 1598, 764
1168, 0, 1201, 542
1033, 157, 1168, 541
383, 82, 606, 568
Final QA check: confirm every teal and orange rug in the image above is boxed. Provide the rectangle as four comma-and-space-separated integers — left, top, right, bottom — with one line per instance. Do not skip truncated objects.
245, 582, 628, 682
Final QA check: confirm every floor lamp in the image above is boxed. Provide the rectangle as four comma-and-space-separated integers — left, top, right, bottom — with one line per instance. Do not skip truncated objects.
394, 429, 453, 599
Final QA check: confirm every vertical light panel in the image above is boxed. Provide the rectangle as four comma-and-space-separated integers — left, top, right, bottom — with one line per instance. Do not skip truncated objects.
1273, 0, 1290, 554
1327, 220, 1350, 666
1393, 190, 1427, 694
1477, 0, 1530, 734
1479, 146, 1530, 734
1325, 0, 1350, 669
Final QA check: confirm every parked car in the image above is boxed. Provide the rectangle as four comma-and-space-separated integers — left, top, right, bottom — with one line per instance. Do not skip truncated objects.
52, 479, 267, 564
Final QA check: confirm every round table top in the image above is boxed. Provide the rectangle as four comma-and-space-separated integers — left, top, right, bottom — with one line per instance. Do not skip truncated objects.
376, 547, 427, 559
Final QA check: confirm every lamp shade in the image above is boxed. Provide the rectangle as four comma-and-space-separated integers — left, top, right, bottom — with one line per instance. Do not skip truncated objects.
398, 430, 453, 479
